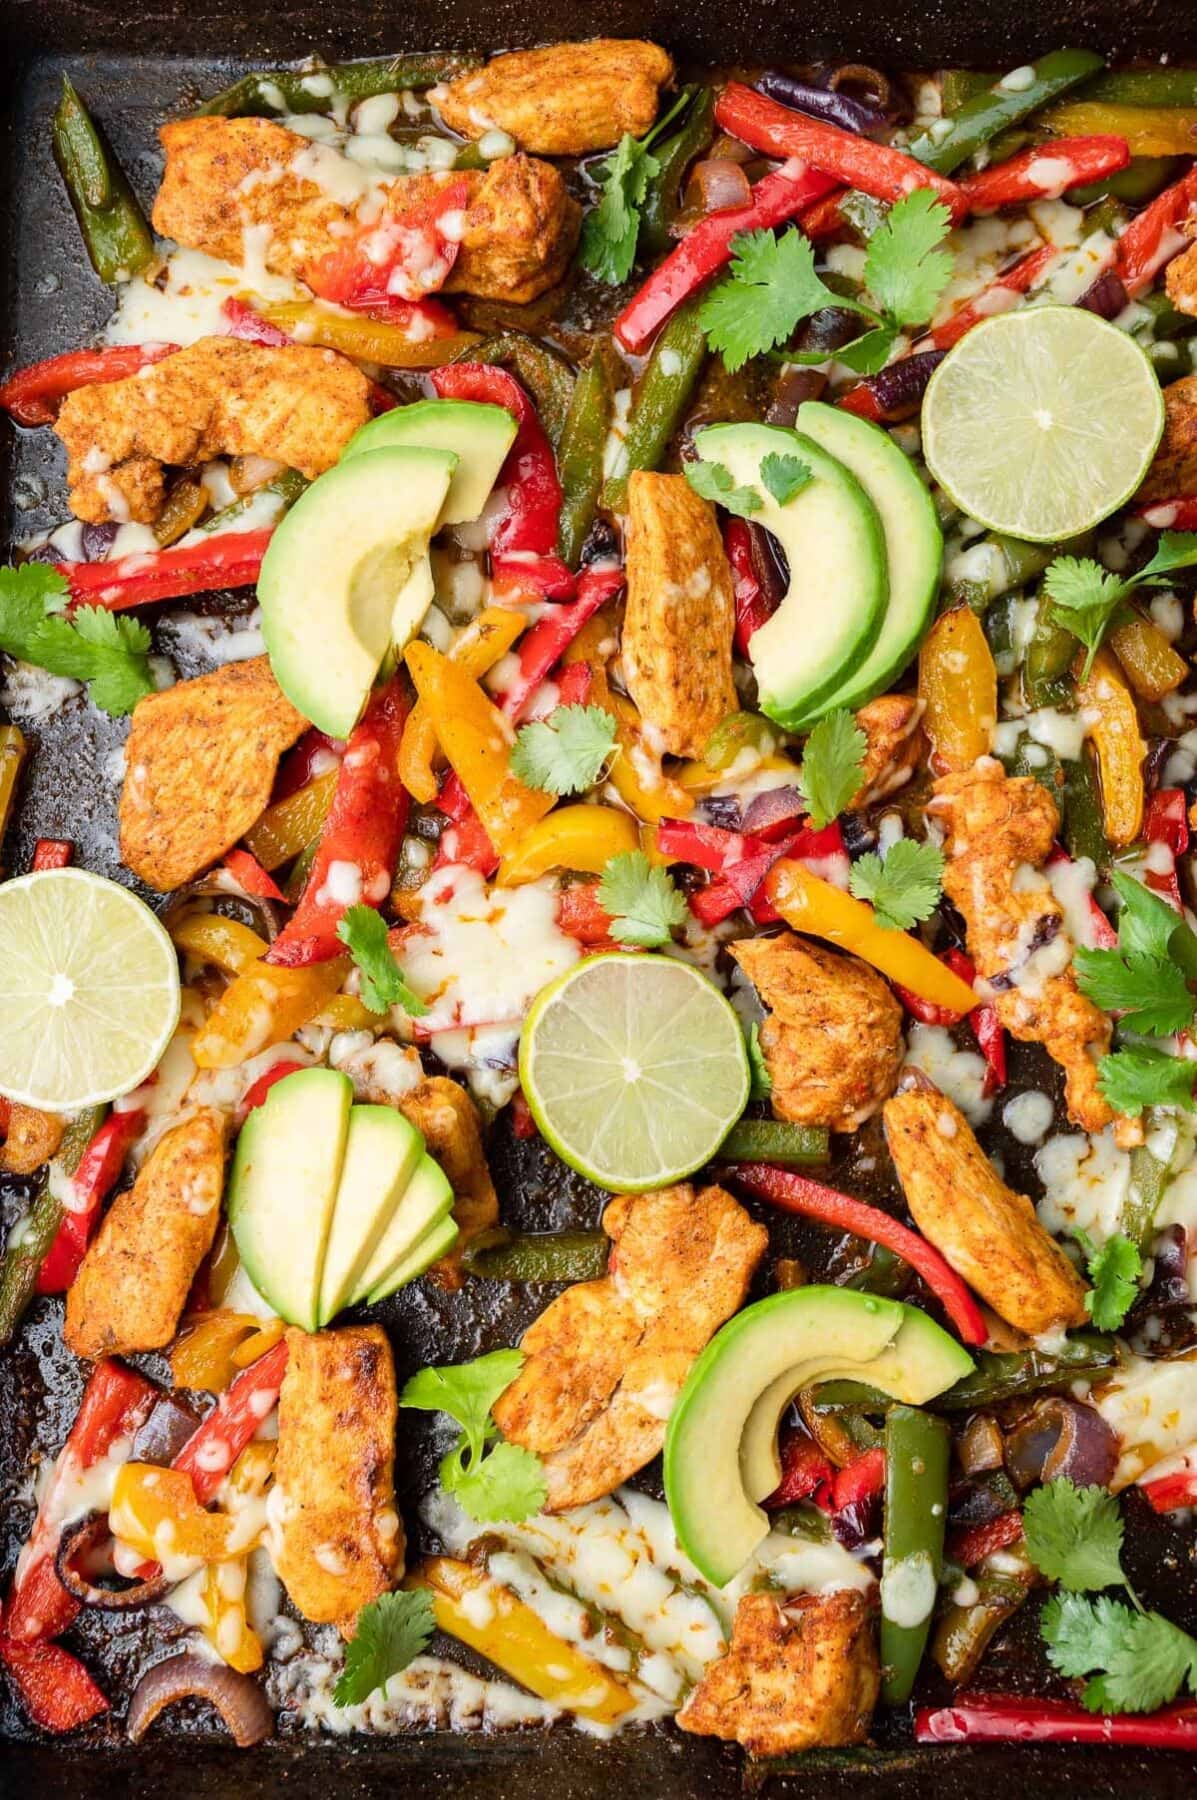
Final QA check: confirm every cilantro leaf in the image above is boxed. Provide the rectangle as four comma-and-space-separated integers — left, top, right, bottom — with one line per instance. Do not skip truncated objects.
400, 1348, 525, 1447
580, 133, 659, 285
1022, 1479, 1127, 1593
699, 228, 863, 371
827, 325, 899, 375
1042, 1590, 1137, 1680
400, 1349, 546, 1525
1073, 947, 1195, 1037
597, 849, 688, 947
799, 707, 866, 830
0, 567, 154, 717
1097, 1045, 1197, 1118
1042, 556, 1130, 679
849, 839, 945, 932
510, 704, 618, 796
0, 562, 71, 661
1073, 1228, 1143, 1330
333, 1589, 436, 1706
447, 1438, 548, 1524
1109, 868, 1183, 961
746, 1020, 772, 1101
863, 189, 954, 327
759, 452, 811, 507
1137, 530, 1197, 584
1044, 1593, 1197, 1715
336, 903, 428, 1016
684, 459, 762, 518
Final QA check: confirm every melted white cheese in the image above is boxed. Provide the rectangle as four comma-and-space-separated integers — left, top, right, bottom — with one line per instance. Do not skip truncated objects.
903, 1023, 994, 1125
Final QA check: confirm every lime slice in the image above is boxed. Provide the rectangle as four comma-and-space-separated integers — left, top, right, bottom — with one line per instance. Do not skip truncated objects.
519, 953, 750, 1192
921, 306, 1165, 542
0, 869, 180, 1109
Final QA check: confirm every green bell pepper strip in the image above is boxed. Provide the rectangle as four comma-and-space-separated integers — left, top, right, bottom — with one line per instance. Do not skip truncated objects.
717, 1119, 830, 1167
908, 51, 1106, 174
816, 1331, 1118, 1412
0, 1103, 107, 1346
1123, 1142, 1170, 1253
637, 87, 717, 259
1023, 615, 1077, 708
195, 52, 481, 118
1071, 157, 1183, 207
556, 348, 615, 567
52, 78, 155, 285
198, 468, 309, 536
843, 1242, 911, 1299
946, 533, 1055, 611
463, 332, 575, 452
948, 68, 1197, 110
461, 1231, 610, 1282
930, 1552, 1035, 1686
1061, 748, 1110, 872
880, 1405, 950, 1704
600, 298, 707, 512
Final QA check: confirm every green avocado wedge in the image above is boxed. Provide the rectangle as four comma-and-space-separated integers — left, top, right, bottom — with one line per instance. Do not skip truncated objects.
342, 398, 517, 524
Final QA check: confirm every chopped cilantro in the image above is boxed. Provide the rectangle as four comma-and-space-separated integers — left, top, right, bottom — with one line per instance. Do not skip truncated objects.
336, 903, 428, 1016
400, 1349, 546, 1525
510, 704, 618, 796
597, 850, 688, 948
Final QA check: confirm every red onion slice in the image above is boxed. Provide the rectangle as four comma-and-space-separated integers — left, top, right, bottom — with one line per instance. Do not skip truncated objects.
127, 1652, 273, 1747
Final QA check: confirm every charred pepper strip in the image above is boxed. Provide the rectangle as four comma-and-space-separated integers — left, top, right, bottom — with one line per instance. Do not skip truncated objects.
907, 51, 1106, 175
52, 77, 155, 284
880, 1405, 950, 1704
462, 1231, 610, 1282
467, 332, 575, 452
0, 343, 179, 428
638, 87, 717, 258
601, 299, 707, 512
34, 1108, 145, 1295
0, 1634, 109, 1735
194, 52, 482, 118
0, 1102, 105, 1344
959, 136, 1130, 212
916, 1693, 1197, 1746
57, 529, 274, 611
716, 1119, 830, 1166
173, 1338, 289, 1505
930, 1553, 1035, 1687
556, 349, 615, 566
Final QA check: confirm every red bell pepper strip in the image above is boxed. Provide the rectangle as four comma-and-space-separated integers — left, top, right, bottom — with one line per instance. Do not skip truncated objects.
434, 799, 500, 877
830, 1445, 886, 1513
715, 83, 967, 221
0, 343, 179, 428
173, 1337, 289, 1506
961, 136, 1130, 213
614, 161, 840, 353
430, 363, 562, 558
0, 1633, 109, 1732
220, 295, 294, 346
556, 881, 620, 948
1139, 496, 1197, 531
31, 838, 72, 870
1143, 786, 1188, 911
57, 529, 273, 611
236, 1059, 307, 1125
510, 1089, 540, 1140
1142, 1466, 1197, 1512
273, 728, 344, 802
918, 242, 1060, 352
748, 820, 849, 924
898, 949, 1006, 1093
730, 1164, 989, 1347
799, 188, 850, 242
764, 1432, 835, 1510
724, 518, 776, 656
946, 1508, 1024, 1568
916, 1693, 1197, 1747
307, 177, 472, 312
656, 817, 753, 873
497, 565, 625, 721
223, 846, 285, 902
265, 678, 410, 966
491, 555, 576, 600
552, 661, 593, 709
1114, 166, 1197, 297
689, 833, 800, 928
6, 1358, 156, 1643
35, 1108, 145, 1295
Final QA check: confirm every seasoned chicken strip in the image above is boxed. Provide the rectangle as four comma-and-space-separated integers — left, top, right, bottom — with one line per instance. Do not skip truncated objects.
397, 1075, 498, 1289
1165, 232, 1197, 319
153, 118, 578, 306
494, 1184, 767, 1509
64, 1110, 226, 1360
433, 39, 674, 155
272, 1325, 402, 1635
1138, 371, 1197, 502
120, 657, 307, 891
930, 757, 1131, 1140
884, 1082, 1089, 1335
678, 1590, 879, 1756
621, 472, 739, 758
730, 933, 904, 1130
850, 694, 926, 808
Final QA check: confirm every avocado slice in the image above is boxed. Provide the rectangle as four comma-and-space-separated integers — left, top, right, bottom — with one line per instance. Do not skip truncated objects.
342, 399, 517, 525
227, 1068, 353, 1331
788, 401, 943, 722
693, 422, 887, 730
317, 1104, 425, 1327
352, 1153, 456, 1304
366, 1208, 458, 1303
663, 1287, 974, 1586
258, 445, 457, 739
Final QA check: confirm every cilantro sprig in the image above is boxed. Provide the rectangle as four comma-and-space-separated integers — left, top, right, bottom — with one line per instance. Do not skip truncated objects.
849, 839, 945, 932
1075, 870, 1197, 1042
683, 460, 762, 519
1044, 532, 1197, 679
510, 704, 618, 796
1071, 1228, 1143, 1332
1097, 1044, 1197, 1117
0, 563, 155, 717
799, 707, 866, 830
597, 849, 688, 947
336, 904, 428, 1017
400, 1349, 546, 1524
334, 1589, 436, 1707
579, 87, 696, 285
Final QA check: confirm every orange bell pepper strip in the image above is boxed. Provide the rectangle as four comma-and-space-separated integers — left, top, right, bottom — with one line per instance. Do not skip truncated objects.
1108, 614, 1188, 702
254, 300, 479, 368
170, 1311, 264, 1393
497, 803, 639, 885
1043, 101, 1197, 159
229, 1317, 287, 1369
1075, 648, 1146, 847
243, 768, 338, 870
191, 956, 349, 1069
400, 605, 527, 804
198, 1443, 276, 1673
918, 605, 998, 774
169, 915, 268, 978
765, 859, 979, 1014
405, 641, 554, 856
109, 1464, 241, 1564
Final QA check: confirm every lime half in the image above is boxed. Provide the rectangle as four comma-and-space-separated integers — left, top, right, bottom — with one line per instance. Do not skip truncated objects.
921, 306, 1165, 542
0, 869, 180, 1109
519, 953, 750, 1192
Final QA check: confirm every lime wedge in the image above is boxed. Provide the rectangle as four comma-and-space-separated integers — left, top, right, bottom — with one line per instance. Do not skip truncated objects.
921, 306, 1165, 542
519, 953, 750, 1192
0, 869, 180, 1109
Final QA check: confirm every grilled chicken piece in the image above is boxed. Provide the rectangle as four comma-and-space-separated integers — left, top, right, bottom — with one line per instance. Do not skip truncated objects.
153, 118, 578, 306
272, 1325, 402, 1635
494, 1184, 767, 1509
850, 694, 926, 809
433, 39, 674, 155
884, 1082, 1089, 1335
1138, 371, 1197, 502
621, 472, 739, 758
730, 933, 904, 1131
930, 757, 1131, 1141
55, 336, 371, 524
1165, 231, 1197, 319
0, 1105, 65, 1176
677, 1590, 879, 1756
119, 656, 307, 892
64, 1110, 226, 1360
397, 1075, 498, 1288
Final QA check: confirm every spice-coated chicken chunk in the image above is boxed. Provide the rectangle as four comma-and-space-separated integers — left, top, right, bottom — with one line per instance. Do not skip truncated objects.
884, 1082, 1089, 1335
621, 472, 739, 758
730, 933, 904, 1130
0, 1104, 65, 1176
445, 154, 580, 303
397, 1075, 498, 1288
272, 1325, 402, 1635
677, 1590, 879, 1756
1165, 233, 1197, 319
55, 336, 371, 524
119, 656, 308, 891
64, 1109, 227, 1360
849, 694, 926, 808
1137, 371, 1197, 502
432, 39, 674, 155
494, 1184, 767, 1509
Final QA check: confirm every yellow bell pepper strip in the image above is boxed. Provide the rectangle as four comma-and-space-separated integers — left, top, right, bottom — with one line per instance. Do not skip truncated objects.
198, 1442, 276, 1674
170, 1311, 263, 1393
918, 604, 998, 774
405, 641, 554, 856
191, 956, 349, 1069
242, 768, 338, 871
410, 1558, 637, 1726
229, 1317, 287, 1370
169, 915, 269, 978
675, 751, 796, 795
0, 724, 26, 847
109, 1465, 240, 1565
497, 804, 640, 885
1108, 613, 1188, 701
765, 859, 979, 1014
312, 993, 378, 1033
1075, 648, 1146, 847
1043, 101, 1197, 159
254, 300, 479, 368
400, 606, 527, 804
